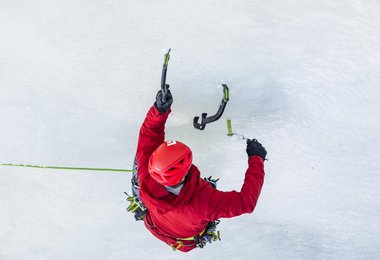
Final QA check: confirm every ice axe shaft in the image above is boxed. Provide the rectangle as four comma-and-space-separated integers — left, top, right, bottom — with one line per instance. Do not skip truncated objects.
161, 49, 171, 102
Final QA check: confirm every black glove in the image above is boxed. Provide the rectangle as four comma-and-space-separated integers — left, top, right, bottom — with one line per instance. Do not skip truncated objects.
155, 85, 173, 113
246, 139, 267, 160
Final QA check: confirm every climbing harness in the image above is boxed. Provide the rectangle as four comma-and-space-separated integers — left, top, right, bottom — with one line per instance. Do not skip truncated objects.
170, 220, 221, 250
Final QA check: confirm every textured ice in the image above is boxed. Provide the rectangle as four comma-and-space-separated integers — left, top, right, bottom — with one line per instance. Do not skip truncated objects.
1, 1, 380, 259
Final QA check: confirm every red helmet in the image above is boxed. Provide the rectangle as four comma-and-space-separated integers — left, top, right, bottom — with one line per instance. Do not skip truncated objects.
148, 140, 193, 186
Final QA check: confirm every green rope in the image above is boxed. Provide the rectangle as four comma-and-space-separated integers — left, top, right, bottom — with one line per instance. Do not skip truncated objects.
1, 163, 134, 172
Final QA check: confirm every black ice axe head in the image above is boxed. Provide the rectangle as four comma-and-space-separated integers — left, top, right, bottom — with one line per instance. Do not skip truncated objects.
193, 84, 230, 130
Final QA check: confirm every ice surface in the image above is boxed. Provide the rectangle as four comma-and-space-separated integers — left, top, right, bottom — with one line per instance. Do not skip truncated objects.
1, 1, 380, 259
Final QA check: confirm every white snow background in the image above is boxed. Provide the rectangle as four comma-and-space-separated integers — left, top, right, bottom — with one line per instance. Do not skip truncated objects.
1, 1, 380, 259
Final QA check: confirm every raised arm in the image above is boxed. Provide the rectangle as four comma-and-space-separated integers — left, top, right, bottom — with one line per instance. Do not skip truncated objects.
136, 90, 173, 182
198, 139, 267, 220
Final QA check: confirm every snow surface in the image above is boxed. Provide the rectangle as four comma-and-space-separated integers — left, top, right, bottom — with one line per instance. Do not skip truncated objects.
1, 1, 380, 259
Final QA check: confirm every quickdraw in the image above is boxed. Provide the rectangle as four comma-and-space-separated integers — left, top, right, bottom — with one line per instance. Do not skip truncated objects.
125, 192, 147, 221
194, 220, 221, 248
125, 157, 147, 221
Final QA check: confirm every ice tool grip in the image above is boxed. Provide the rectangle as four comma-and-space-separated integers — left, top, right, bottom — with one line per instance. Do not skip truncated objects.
193, 84, 230, 130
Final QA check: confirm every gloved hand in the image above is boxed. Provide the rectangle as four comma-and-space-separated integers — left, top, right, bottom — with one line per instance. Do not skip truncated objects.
246, 139, 267, 160
155, 85, 173, 113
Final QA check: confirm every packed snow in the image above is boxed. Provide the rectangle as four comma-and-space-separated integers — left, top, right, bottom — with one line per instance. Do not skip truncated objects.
1, 1, 380, 259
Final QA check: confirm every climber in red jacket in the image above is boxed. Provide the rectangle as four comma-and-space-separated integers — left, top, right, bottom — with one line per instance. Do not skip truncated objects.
135, 88, 267, 252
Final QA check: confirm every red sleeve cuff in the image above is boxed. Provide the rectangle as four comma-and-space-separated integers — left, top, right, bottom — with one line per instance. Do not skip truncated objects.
152, 104, 171, 115
248, 155, 264, 165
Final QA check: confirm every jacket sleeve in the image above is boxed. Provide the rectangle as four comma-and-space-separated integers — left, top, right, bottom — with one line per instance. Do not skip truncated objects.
199, 156, 265, 221
136, 105, 171, 183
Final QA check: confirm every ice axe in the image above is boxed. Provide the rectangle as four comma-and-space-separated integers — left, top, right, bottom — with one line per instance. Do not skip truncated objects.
161, 48, 171, 103
193, 84, 230, 130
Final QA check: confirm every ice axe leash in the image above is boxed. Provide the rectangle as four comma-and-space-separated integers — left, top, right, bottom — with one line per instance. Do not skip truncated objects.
193, 84, 230, 130
1, 163, 134, 173
161, 48, 171, 103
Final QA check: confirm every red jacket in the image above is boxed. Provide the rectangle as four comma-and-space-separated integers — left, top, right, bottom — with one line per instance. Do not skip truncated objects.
136, 105, 265, 252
